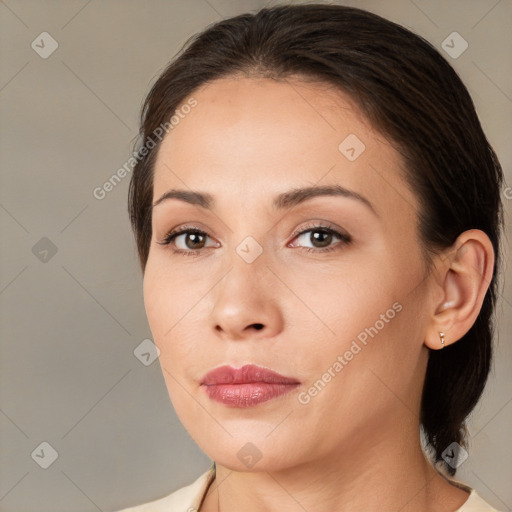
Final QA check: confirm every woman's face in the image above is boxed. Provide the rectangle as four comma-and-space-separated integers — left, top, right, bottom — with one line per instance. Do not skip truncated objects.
144, 76, 434, 471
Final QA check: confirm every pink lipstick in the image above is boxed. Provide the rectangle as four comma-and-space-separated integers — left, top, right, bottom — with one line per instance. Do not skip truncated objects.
200, 364, 300, 407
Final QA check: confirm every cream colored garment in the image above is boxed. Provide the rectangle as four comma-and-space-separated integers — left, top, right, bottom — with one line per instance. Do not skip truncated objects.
115, 464, 502, 512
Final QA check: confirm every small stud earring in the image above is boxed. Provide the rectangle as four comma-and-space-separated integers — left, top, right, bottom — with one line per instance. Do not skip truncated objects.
440, 331, 445, 349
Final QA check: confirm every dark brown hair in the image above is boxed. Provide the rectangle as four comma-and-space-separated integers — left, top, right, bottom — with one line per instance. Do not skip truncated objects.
128, 3, 504, 476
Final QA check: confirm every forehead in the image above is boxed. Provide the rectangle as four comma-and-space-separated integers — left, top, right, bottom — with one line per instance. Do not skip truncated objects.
156, 76, 373, 167
152, 76, 417, 215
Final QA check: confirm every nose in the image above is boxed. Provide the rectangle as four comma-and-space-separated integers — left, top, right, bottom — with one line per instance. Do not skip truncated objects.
209, 251, 284, 342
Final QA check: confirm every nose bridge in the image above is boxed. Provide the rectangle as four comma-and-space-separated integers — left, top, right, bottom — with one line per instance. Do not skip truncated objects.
222, 205, 287, 299
221, 204, 269, 274
209, 236, 283, 340
234, 231, 266, 265
220, 235, 269, 303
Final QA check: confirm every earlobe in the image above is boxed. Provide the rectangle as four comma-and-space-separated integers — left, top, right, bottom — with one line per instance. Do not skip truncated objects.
425, 330, 449, 350
424, 229, 495, 350
439, 331, 445, 348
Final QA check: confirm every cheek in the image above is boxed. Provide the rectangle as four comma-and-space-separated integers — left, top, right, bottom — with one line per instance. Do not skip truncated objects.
143, 267, 168, 341
144, 255, 196, 336
292, 251, 427, 393
287, 257, 399, 343
143, 271, 216, 442
143, 264, 182, 357
143, 261, 210, 375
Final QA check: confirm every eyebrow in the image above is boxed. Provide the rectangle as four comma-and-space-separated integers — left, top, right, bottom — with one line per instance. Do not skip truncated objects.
152, 184, 378, 216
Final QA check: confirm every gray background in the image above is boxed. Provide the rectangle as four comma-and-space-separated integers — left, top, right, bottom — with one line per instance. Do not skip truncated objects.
0, 1, 510, 511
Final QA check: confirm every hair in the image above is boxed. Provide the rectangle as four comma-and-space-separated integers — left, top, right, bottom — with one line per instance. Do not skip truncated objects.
128, 3, 504, 476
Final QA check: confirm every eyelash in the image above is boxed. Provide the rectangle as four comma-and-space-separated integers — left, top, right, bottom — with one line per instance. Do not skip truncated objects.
157, 222, 352, 258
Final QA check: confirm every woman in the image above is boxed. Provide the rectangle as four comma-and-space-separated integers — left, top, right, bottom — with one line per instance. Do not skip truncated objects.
117, 4, 504, 511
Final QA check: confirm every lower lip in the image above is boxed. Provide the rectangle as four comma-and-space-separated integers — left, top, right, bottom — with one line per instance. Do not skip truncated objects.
202, 382, 299, 407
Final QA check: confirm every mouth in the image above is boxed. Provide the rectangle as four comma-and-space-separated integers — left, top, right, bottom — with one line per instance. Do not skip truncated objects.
200, 364, 301, 407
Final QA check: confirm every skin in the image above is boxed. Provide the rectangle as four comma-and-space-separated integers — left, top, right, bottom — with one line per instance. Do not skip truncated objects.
143, 76, 494, 512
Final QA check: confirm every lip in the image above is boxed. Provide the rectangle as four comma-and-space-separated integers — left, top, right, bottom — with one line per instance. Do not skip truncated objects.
200, 364, 301, 407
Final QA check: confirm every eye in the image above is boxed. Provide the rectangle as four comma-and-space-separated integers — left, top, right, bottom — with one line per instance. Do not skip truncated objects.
157, 222, 352, 257
289, 223, 352, 253
157, 226, 219, 256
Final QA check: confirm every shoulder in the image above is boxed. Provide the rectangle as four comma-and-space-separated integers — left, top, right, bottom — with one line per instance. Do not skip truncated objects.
449, 478, 502, 512
114, 466, 215, 512
456, 488, 503, 511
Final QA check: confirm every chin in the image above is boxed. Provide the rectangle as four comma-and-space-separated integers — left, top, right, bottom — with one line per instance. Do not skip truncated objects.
190, 427, 310, 473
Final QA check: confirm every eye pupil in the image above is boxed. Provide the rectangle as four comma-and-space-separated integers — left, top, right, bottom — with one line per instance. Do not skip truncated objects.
311, 230, 331, 247
187, 233, 205, 249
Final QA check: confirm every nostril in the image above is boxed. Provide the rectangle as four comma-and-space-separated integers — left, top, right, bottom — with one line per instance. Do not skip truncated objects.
252, 323, 264, 330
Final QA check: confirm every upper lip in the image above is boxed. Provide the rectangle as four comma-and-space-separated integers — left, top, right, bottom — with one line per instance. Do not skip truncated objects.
200, 364, 300, 386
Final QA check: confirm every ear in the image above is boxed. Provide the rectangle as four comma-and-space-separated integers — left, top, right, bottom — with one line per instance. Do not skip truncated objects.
424, 229, 495, 350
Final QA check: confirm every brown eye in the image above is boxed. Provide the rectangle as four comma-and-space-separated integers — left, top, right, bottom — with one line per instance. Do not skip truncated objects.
293, 226, 351, 252
308, 230, 333, 248
158, 227, 219, 255
181, 232, 206, 249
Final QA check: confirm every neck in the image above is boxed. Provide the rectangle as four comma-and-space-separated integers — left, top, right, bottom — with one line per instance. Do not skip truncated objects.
201, 416, 469, 512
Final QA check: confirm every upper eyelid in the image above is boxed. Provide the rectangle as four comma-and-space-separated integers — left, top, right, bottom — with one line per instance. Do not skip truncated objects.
160, 223, 349, 246
167, 223, 343, 237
